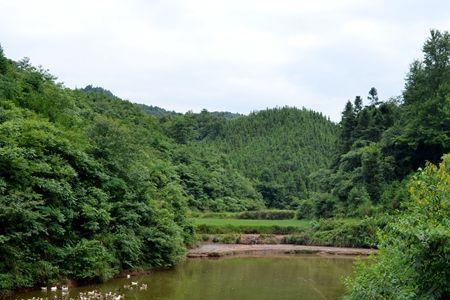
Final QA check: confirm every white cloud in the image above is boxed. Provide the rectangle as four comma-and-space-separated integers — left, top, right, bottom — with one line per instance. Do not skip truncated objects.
1, 0, 449, 121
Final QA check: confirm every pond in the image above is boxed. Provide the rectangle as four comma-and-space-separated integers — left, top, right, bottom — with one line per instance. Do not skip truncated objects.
12, 255, 355, 300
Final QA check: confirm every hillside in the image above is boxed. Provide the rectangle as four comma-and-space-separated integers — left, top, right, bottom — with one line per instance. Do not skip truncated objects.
210, 107, 338, 208
0, 43, 340, 291
156, 107, 338, 209
0, 48, 264, 290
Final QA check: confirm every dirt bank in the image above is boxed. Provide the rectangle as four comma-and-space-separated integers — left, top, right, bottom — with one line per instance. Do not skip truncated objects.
188, 243, 375, 258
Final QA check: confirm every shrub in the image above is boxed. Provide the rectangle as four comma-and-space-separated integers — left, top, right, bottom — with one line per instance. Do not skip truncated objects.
190, 211, 238, 219
65, 239, 117, 283
283, 218, 382, 248
346, 154, 450, 299
195, 224, 300, 235
296, 199, 314, 219
296, 193, 337, 219
211, 234, 241, 244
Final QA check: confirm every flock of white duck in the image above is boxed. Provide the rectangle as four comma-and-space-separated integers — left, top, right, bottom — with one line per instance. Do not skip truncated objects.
15, 274, 148, 300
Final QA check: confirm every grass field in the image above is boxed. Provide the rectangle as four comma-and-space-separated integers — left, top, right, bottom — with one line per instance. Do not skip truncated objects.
192, 218, 311, 227
191, 218, 312, 234
192, 216, 380, 248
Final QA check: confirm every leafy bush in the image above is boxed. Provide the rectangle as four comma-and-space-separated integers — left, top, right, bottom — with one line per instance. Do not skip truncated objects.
346, 154, 450, 299
66, 239, 117, 283
296, 199, 314, 219
296, 193, 337, 219
195, 224, 301, 235
211, 234, 241, 244
190, 211, 239, 219
283, 218, 381, 248
0, 56, 196, 290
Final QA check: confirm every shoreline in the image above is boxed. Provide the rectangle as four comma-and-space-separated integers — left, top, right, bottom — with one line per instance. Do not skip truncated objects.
188, 243, 376, 258
4, 243, 372, 298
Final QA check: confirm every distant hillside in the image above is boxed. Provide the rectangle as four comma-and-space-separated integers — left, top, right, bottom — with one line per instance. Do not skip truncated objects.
138, 104, 242, 120
209, 107, 338, 208
138, 103, 179, 117
80, 85, 116, 97
208, 111, 242, 120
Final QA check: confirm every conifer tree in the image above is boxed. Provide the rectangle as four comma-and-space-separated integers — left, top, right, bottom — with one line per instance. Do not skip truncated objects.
368, 87, 379, 105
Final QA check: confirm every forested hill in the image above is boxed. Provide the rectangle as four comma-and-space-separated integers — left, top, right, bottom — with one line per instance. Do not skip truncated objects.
0, 47, 267, 290
209, 107, 338, 208
0, 44, 339, 289
156, 107, 338, 209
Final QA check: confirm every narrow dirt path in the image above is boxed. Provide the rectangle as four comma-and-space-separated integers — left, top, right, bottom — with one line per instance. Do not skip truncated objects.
188, 243, 375, 257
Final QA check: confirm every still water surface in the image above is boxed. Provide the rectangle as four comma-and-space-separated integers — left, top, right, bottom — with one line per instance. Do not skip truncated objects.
13, 256, 355, 300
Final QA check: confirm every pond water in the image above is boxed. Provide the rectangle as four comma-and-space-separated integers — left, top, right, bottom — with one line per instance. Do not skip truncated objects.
12, 256, 355, 300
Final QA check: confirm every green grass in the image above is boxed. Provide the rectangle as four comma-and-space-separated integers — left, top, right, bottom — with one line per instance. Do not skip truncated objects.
189, 210, 297, 220
193, 218, 310, 227
191, 218, 312, 234
192, 217, 381, 248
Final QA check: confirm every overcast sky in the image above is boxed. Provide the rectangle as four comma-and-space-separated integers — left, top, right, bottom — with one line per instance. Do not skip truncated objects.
1, 0, 449, 120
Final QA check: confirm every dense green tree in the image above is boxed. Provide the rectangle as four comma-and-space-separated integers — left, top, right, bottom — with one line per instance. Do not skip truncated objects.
353, 96, 363, 114
367, 87, 379, 105
0, 54, 196, 290
346, 154, 450, 299
386, 30, 450, 172
339, 101, 356, 153
0, 45, 8, 75
207, 107, 338, 208
2, 28, 450, 296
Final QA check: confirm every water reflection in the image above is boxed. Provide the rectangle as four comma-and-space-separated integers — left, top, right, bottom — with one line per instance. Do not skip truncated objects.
12, 255, 355, 300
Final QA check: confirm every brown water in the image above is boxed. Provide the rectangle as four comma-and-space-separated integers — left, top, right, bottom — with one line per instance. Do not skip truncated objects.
11, 256, 355, 300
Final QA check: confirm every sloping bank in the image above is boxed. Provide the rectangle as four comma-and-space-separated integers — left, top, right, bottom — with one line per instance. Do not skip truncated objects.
188, 244, 375, 257
193, 217, 386, 249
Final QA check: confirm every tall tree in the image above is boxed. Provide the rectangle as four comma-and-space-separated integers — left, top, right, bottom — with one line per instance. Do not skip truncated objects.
340, 101, 357, 153
0, 44, 8, 74
388, 30, 450, 171
367, 87, 379, 106
354, 96, 363, 114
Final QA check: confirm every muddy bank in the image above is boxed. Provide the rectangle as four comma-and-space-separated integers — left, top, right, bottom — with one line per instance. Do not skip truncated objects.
188, 243, 375, 258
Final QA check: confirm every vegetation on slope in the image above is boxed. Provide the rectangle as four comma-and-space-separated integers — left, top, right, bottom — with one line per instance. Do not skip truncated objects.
344, 30, 450, 299
302, 30, 450, 220
346, 154, 450, 299
0, 47, 265, 290
0, 50, 195, 290
210, 107, 338, 208
2, 23, 449, 298
0, 41, 337, 290
157, 107, 338, 210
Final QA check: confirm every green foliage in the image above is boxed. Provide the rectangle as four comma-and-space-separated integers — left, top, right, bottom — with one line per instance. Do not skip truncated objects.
316, 30, 450, 220
66, 239, 116, 283
211, 234, 241, 244
189, 211, 239, 219
296, 199, 315, 219
192, 218, 311, 234
2, 45, 338, 290
173, 143, 264, 212
192, 209, 296, 220
2, 28, 450, 295
0, 54, 196, 290
0, 45, 8, 75
283, 217, 381, 248
345, 185, 374, 217
296, 192, 338, 219
159, 106, 338, 211
209, 107, 338, 208
345, 154, 450, 299
138, 104, 178, 117
236, 210, 296, 220
386, 30, 450, 173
